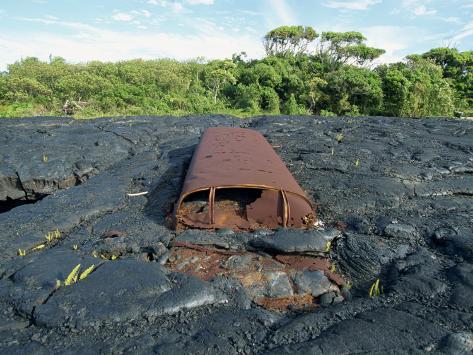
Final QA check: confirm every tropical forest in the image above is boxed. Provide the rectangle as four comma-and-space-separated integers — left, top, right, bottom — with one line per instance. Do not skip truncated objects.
0, 26, 471, 118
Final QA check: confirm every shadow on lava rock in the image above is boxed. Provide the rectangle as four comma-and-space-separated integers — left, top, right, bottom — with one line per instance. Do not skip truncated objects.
143, 144, 196, 226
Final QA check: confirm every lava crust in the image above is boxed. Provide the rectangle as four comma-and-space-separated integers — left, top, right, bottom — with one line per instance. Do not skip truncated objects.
0, 115, 472, 354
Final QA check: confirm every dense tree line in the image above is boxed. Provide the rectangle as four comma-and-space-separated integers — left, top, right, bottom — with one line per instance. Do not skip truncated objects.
0, 26, 471, 118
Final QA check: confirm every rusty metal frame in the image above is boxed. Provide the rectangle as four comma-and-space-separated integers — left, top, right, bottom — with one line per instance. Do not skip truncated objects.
175, 127, 315, 230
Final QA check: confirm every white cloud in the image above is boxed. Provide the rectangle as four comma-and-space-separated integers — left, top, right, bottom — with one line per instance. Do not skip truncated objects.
15, 17, 94, 30
323, 0, 381, 10
111, 9, 154, 22
187, 0, 215, 4
362, 25, 416, 64
0, 17, 264, 70
441, 16, 462, 24
450, 21, 473, 42
267, 0, 297, 25
412, 5, 436, 15
147, 0, 164, 5
171, 2, 184, 13
146, 0, 184, 13
239, 9, 262, 17
141, 10, 152, 18
112, 12, 134, 21
401, 0, 436, 17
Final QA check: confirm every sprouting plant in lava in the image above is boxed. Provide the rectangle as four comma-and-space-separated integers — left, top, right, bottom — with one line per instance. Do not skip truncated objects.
79, 265, 95, 280
45, 233, 53, 242
324, 240, 332, 253
57, 264, 96, 288
369, 278, 382, 298
64, 264, 81, 286
31, 243, 46, 251
45, 229, 61, 243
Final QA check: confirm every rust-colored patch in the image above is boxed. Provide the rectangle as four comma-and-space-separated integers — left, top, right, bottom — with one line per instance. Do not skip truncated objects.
166, 244, 346, 312
174, 127, 317, 231
325, 270, 345, 287
275, 255, 345, 287
335, 221, 348, 232
275, 255, 331, 272
170, 241, 242, 256
255, 294, 316, 311
239, 271, 265, 288
167, 246, 230, 281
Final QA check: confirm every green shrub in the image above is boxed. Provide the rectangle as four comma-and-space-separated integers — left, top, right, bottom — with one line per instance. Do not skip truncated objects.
0, 35, 467, 119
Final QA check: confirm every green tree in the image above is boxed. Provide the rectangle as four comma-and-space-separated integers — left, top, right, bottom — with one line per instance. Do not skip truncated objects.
234, 83, 261, 112
282, 93, 306, 115
260, 87, 280, 113
305, 76, 328, 114
263, 26, 318, 56
422, 48, 473, 111
377, 58, 454, 117
376, 65, 410, 116
0, 28, 464, 119
325, 65, 383, 115
0, 74, 7, 102
316, 31, 385, 70
283, 93, 297, 115
203, 60, 237, 103
422, 47, 464, 78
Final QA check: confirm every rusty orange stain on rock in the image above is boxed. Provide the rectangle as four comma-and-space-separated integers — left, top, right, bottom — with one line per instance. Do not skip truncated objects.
273, 255, 343, 286
166, 245, 345, 311
274, 254, 330, 270
256, 294, 316, 311
170, 241, 242, 256
175, 127, 316, 231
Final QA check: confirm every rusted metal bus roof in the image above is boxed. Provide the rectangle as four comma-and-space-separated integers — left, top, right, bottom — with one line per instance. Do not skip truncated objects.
175, 127, 315, 230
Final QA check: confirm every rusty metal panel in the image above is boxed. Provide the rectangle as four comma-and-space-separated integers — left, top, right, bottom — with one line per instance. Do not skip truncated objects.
175, 127, 315, 230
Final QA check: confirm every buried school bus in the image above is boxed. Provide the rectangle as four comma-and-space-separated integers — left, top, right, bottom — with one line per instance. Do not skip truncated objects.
174, 127, 317, 231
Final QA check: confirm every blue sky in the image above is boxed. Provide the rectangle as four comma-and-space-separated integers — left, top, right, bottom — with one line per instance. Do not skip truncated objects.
0, 0, 472, 70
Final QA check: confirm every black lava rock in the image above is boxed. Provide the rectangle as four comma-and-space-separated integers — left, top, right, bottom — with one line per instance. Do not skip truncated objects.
0, 115, 472, 353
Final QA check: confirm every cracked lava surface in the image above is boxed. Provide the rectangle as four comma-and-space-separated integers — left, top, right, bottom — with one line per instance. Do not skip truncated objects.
0, 115, 473, 354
